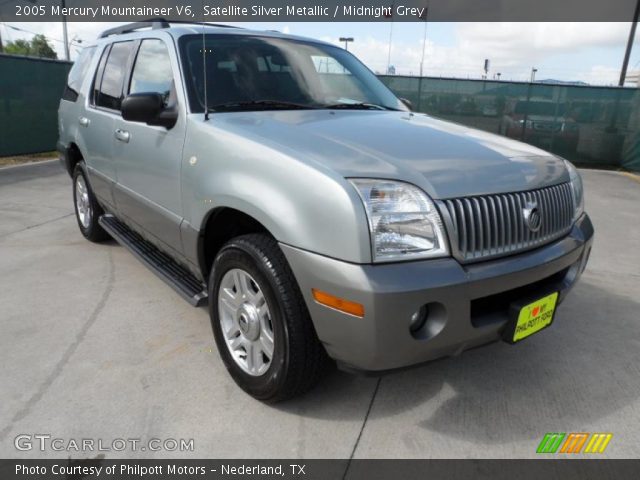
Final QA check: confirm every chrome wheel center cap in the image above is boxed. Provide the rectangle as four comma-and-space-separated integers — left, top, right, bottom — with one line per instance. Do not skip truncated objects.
236, 302, 260, 341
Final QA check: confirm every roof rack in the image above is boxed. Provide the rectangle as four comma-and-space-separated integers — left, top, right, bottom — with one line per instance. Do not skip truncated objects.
98, 19, 240, 38
99, 19, 170, 38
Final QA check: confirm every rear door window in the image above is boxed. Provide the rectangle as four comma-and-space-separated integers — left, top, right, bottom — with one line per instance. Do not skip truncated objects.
63, 46, 96, 102
94, 41, 134, 111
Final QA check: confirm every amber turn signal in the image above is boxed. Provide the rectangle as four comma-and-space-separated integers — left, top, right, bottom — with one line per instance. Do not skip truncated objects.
311, 289, 365, 318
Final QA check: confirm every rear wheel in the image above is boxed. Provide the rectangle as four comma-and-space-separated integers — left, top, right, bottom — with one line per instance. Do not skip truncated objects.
73, 163, 109, 242
209, 234, 328, 402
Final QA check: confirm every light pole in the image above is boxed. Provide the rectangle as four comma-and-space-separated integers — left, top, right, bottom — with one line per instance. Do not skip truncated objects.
619, 0, 640, 86
385, 8, 394, 75
339, 37, 354, 51
61, 0, 69, 61
531, 67, 538, 83
418, 3, 429, 77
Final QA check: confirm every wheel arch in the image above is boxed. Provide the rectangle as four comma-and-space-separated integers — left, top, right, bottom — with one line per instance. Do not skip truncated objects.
63, 142, 85, 176
198, 206, 275, 281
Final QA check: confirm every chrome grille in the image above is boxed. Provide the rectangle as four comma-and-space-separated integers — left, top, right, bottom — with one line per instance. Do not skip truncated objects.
441, 183, 574, 262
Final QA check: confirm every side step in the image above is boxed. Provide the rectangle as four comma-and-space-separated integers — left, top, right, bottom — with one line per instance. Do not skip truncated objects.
99, 214, 208, 307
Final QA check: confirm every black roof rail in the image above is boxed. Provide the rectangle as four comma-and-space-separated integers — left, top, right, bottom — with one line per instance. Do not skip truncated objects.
98, 19, 241, 38
99, 18, 170, 38
169, 20, 241, 29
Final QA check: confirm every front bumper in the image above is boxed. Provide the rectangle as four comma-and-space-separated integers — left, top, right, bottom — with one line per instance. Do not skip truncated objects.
281, 213, 594, 372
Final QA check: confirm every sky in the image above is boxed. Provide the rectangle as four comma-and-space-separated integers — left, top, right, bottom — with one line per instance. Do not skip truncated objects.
1, 21, 638, 85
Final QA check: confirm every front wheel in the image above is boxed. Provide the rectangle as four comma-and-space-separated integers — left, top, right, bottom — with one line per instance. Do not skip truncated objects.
73, 163, 109, 242
209, 234, 328, 402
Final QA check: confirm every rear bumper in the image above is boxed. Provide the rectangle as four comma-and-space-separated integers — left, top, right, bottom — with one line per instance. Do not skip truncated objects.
281, 213, 594, 372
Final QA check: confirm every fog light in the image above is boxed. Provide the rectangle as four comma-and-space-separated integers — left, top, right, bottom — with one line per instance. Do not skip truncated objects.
409, 305, 429, 333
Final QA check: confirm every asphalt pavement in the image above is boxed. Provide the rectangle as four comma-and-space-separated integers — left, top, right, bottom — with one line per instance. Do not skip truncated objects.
1, 160, 639, 459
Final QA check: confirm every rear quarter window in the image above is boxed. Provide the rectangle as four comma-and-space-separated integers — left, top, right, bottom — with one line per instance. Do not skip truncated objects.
93, 41, 134, 111
62, 46, 96, 102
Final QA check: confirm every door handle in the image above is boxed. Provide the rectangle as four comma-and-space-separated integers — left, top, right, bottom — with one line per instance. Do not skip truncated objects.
79, 116, 90, 127
114, 129, 130, 143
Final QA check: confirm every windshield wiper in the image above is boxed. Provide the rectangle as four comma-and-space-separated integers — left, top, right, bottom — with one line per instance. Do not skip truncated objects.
321, 102, 396, 111
208, 100, 317, 112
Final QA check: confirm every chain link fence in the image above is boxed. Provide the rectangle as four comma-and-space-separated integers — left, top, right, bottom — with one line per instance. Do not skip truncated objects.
1, 54, 638, 172
380, 75, 640, 172
0, 54, 71, 157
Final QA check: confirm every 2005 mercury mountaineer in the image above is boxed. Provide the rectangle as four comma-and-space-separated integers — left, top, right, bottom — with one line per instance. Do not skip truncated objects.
58, 20, 594, 402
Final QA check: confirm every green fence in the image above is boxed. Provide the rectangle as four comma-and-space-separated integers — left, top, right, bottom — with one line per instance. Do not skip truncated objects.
0, 54, 72, 157
1, 54, 639, 172
379, 75, 640, 172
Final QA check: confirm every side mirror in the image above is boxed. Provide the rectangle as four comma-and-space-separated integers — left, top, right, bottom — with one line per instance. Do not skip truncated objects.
121, 93, 177, 129
400, 98, 413, 111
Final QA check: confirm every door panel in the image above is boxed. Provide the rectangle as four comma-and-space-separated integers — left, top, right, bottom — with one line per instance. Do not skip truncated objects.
112, 37, 187, 254
80, 44, 117, 207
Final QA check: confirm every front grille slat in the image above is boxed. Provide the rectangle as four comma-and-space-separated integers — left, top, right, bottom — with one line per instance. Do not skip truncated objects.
503, 195, 512, 249
541, 188, 550, 239
488, 196, 498, 254
455, 200, 467, 258
442, 182, 574, 263
473, 198, 484, 256
464, 198, 475, 257
552, 187, 561, 233
509, 194, 519, 249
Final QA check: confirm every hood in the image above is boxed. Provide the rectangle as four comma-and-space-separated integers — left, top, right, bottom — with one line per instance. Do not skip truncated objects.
213, 110, 568, 199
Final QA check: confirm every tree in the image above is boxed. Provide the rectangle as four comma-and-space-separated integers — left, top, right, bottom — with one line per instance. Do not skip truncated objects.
4, 39, 31, 56
30, 34, 57, 59
4, 34, 57, 59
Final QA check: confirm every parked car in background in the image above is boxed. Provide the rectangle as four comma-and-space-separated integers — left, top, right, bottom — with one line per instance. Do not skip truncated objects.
58, 21, 593, 402
500, 99, 580, 151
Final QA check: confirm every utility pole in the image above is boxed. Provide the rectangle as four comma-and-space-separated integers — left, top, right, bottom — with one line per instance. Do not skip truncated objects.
619, 0, 640, 86
386, 23, 394, 74
61, 0, 70, 60
385, 4, 394, 74
339, 37, 353, 51
419, 3, 429, 77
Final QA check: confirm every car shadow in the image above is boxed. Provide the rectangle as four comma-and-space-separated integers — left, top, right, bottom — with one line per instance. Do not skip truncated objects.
274, 276, 640, 443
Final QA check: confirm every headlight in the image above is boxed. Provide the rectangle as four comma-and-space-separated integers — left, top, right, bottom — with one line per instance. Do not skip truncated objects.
349, 179, 449, 262
564, 159, 584, 222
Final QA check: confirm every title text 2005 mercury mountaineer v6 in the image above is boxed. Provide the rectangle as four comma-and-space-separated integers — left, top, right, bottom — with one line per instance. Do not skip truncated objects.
58, 21, 593, 401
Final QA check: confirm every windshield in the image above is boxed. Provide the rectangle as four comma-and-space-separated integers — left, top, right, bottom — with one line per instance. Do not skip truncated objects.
178, 34, 406, 113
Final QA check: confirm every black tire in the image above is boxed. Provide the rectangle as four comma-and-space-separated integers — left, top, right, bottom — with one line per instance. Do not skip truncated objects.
72, 163, 109, 242
209, 233, 328, 402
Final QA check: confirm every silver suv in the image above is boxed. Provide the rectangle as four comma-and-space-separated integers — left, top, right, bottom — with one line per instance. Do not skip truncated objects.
58, 21, 593, 402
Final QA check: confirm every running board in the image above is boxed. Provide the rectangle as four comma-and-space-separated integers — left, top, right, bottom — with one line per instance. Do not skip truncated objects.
99, 214, 208, 307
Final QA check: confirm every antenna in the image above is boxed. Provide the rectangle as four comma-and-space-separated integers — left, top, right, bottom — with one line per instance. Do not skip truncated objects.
201, 10, 209, 121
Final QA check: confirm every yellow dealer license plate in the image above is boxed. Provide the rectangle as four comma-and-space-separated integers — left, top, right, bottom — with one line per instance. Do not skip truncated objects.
512, 292, 559, 342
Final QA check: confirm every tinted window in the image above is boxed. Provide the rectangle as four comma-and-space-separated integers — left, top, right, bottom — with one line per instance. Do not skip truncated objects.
178, 35, 405, 113
95, 41, 133, 111
129, 39, 174, 102
63, 46, 95, 101
92, 45, 110, 106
